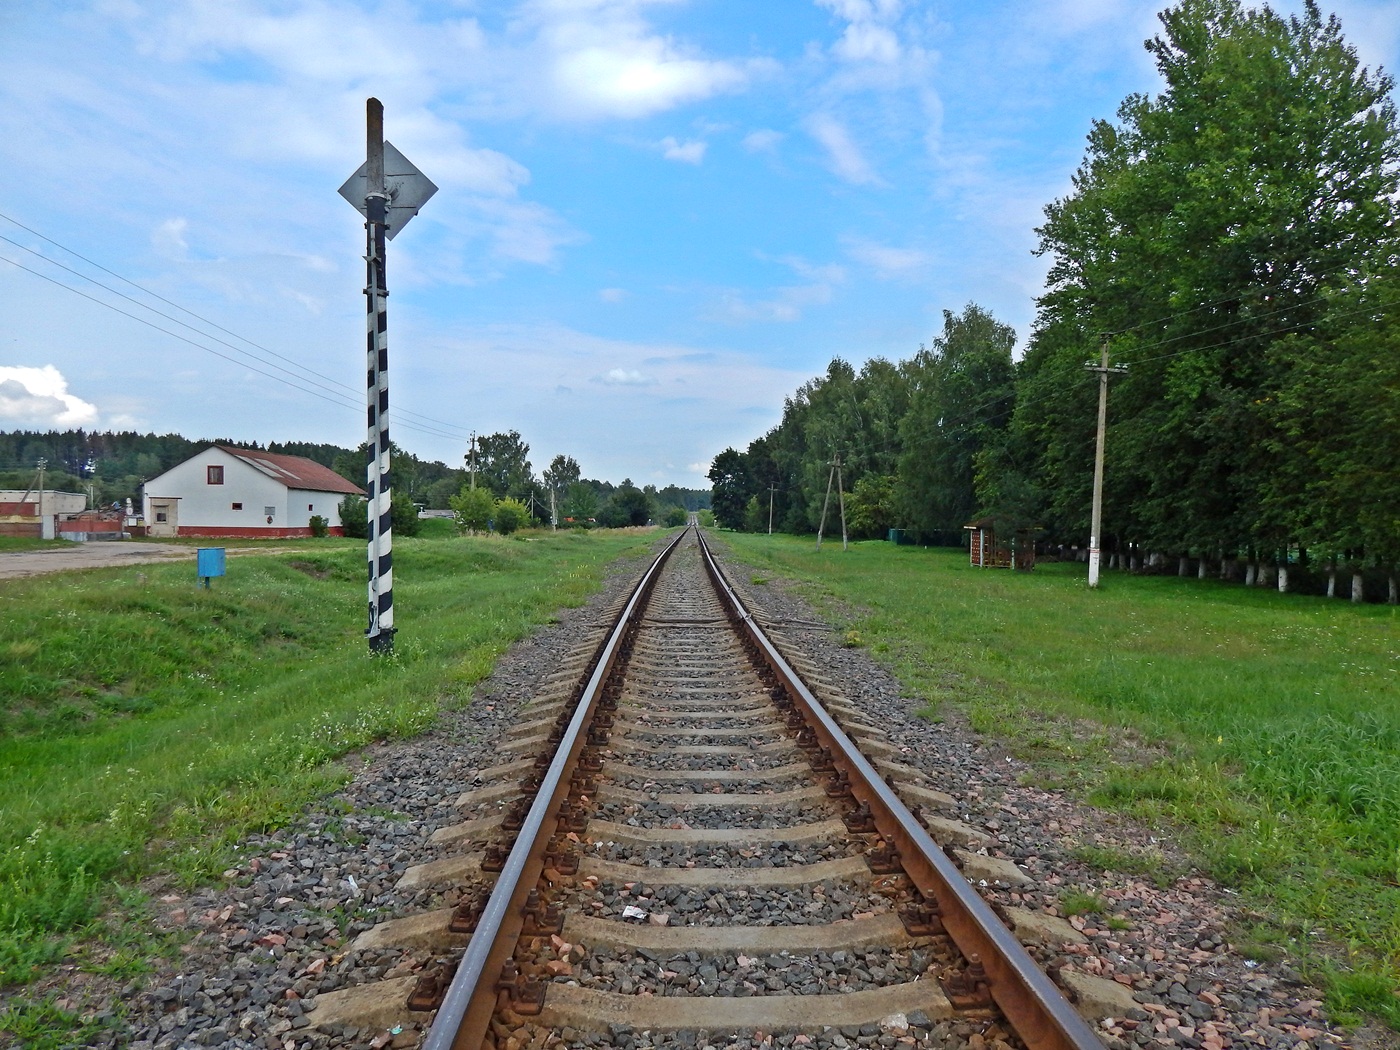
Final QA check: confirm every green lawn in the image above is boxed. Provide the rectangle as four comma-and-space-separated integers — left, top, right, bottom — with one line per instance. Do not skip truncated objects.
0, 528, 656, 1004
719, 533, 1400, 1027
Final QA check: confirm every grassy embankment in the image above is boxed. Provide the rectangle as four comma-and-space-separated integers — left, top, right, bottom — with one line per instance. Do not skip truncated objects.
0, 528, 656, 1036
720, 533, 1400, 1028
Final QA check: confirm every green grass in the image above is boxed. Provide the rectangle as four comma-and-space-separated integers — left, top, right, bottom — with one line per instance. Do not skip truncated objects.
0, 528, 655, 1006
718, 533, 1400, 1029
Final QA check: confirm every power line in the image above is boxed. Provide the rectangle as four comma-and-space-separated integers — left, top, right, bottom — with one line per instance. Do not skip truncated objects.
0, 253, 463, 443
0, 211, 473, 439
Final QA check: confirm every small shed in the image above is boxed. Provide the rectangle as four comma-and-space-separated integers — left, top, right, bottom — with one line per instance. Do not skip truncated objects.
964, 517, 1037, 571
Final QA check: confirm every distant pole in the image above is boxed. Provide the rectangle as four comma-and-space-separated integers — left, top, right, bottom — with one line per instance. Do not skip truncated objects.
468, 432, 477, 490
767, 484, 775, 536
1086, 334, 1127, 589
550, 487, 557, 531
363, 98, 394, 652
816, 459, 836, 550
835, 453, 848, 552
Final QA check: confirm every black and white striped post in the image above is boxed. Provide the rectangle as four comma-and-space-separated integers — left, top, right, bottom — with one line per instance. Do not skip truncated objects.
364, 99, 393, 652
340, 98, 437, 654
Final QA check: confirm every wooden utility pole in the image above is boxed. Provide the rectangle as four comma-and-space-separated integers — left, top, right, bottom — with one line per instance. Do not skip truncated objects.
468, 432, 477, 490
1085, 334, 1127, 588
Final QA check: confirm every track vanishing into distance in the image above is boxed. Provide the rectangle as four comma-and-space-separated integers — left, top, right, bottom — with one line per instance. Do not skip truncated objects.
306, 527, 1105, 1050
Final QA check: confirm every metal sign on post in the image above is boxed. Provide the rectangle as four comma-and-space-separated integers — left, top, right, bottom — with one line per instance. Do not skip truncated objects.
340, 98, 436, 653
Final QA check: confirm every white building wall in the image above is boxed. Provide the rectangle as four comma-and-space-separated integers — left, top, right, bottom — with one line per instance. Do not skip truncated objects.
144, 448, 288, 530
287, 489, 347, 529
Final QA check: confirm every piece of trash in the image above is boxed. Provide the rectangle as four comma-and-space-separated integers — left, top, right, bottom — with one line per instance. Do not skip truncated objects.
621, 905, 648, 920
391, 1026, 403, 1035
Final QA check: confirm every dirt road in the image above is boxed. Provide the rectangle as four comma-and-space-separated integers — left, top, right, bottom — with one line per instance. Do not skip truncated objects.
0, 543, 304, 580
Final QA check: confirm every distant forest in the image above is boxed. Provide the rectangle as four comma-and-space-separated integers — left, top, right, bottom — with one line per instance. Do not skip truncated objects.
0, 429, 708, 526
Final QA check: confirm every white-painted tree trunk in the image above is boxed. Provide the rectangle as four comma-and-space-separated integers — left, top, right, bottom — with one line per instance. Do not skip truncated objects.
1277, 566, 1289, 593
1389, 575, 1397, 605
1245, 561, 1257, 586
1352, 572, 1365, 604
1327, 563, 1337, 597
1198, 557, 1208, 580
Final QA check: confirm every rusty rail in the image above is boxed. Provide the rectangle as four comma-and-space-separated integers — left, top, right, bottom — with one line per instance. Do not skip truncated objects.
695, 530, 1106, 1050
422, 527, 689, 1050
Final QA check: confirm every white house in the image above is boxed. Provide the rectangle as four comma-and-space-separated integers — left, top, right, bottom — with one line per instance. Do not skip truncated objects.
142, 446, 364, 538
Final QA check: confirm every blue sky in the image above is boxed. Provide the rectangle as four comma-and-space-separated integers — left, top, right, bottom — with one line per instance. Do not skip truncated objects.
3, 0, 1398, 487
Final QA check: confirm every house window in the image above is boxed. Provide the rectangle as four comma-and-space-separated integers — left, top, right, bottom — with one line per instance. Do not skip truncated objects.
264, 507, 276, 517
231, 502, 243, 511
308, 503, 314, 512
207, 465, 224, 485
155, 510, 168, 523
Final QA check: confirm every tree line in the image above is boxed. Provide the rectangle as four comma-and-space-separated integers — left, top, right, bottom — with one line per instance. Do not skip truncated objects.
0, 427, 709, 533
711, 0, 1400, 601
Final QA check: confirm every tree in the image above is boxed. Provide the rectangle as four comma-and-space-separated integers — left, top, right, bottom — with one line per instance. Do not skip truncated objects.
1011, 0, 1400, 560
339, 495, 367, 539
473, 431, 535, 499
847, 474, 897, 539
543, 455, 581, 502
561, 481, 598, 524
391, 491, 421, 537
450, 486, 494, 534
599, 482, 652, 527
897, 305, 1016, 540
663, 505, 688, 527
493, 497, 529, 536
708, 448, 755, 529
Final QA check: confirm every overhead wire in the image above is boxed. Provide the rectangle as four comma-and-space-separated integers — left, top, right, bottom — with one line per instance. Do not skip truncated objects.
0, 253, 463, 444
0, 211, 474, 441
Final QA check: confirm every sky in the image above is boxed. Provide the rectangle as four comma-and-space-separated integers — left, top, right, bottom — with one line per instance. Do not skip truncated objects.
2, 0, 1399, 488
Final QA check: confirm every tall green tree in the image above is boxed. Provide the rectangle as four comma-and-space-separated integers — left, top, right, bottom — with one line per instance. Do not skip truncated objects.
897, 304, 1017, 539
1017, 0, 1400, 559
471, 431, 535, 498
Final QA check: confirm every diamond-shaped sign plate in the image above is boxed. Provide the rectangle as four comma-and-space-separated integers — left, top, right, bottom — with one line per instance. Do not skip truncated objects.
339, 141, 437, 240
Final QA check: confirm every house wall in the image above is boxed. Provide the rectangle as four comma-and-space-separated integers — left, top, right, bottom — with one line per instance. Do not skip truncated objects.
143, 448, 349, 537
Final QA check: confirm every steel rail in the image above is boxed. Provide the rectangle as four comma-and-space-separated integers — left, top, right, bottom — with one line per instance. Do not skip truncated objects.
423, 526, 690, 1050
695, 531, 1106, 1050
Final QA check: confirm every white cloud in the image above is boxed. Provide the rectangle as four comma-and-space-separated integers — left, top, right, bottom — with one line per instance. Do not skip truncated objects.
710, 257, 846, 323
523, 0, 766, 120
0, 366, 100, 427
843, 236, 930, 278
599, 287, 629, 302
834, 21, 900, 64
660, 136, 707, 163
152, 217, 189, 259
806, 114, 884, 185
743, 129, 784, 152
596, 367, 655, 386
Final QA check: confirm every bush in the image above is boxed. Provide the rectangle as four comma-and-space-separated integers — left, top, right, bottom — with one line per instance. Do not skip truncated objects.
391, 491, 421, 537
449, 486, 494, 534
338, 495, 367, 539
308, 515, 329, 538
663, 506, 687, 527
493, 498, 529, 536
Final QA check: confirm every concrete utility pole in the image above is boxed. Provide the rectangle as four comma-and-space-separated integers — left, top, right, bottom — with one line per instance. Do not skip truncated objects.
339, 98, 436, 653
1085, 334, 1127, 588
815, 452, 848, 551
468, 432, 478, 490
767, 485, 776, 536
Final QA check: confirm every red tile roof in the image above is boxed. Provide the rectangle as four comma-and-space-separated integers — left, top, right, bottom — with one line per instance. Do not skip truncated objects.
218, 446, 365, 496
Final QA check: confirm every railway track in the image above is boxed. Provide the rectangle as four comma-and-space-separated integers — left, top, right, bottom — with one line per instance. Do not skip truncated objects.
307, 527, 1105, 1050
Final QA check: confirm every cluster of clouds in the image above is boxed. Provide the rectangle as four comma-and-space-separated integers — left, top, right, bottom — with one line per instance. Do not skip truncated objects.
0, 366, 99, 429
